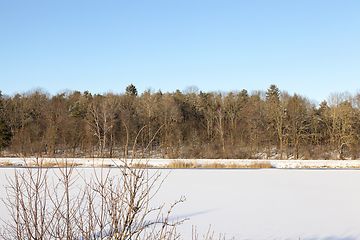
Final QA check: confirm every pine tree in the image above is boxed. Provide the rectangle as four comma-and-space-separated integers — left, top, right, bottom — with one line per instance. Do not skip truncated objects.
126, 84, 138, 96
266, 84, 280, 103
0, 91, 10, 154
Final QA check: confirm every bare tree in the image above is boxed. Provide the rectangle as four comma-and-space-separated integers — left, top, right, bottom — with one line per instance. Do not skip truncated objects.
265, 85, 287, 159
155, 93, 182, 158
285, 94, 312, 159
325, 93, 357, 159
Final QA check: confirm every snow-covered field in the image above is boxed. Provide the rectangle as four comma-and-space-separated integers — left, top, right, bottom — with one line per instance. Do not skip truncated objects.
0, 163, 359, 239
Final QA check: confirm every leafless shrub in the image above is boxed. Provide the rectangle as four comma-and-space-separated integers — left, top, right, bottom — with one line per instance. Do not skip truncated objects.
55, 159, 81, 168
1, 158, 188, 239
1, 163, 57, 239
192, 225, 234, 240
1, 126, 235, 239
1, 127, 188, 239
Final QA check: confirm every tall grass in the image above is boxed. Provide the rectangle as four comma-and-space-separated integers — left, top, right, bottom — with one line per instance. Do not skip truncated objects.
202, 162, 226, 168
0, 161, 13, 167
166, 160, 199, 168
165, 160, 273, 169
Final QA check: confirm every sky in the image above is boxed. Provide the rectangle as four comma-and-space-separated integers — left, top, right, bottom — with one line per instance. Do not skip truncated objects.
1, 0, 359, 104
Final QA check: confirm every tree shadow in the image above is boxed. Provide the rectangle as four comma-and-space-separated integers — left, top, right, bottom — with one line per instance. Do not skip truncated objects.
168, 209, 217, 222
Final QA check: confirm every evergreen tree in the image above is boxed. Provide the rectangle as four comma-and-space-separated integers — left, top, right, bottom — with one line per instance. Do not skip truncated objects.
265, 84, 280, 103
0, 91, 10, 153
126, 84, 138, 96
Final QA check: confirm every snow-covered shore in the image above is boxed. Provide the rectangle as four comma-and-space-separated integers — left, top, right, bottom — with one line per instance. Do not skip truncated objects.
2, 157, 360, 169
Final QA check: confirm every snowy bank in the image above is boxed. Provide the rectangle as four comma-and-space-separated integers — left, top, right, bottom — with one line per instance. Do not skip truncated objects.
1, 157, 360, 169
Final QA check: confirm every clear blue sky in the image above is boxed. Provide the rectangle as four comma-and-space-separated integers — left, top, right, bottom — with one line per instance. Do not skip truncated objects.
1, 0, 359, 104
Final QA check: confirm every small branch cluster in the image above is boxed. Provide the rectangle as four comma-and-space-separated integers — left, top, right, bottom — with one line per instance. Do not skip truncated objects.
1, 158, 186, 239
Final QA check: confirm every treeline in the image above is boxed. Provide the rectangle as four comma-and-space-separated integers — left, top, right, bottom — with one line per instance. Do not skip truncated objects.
0, 84, 359, 160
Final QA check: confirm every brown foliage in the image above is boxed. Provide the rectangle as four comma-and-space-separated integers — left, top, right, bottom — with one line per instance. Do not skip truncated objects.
2, 86, 360, 160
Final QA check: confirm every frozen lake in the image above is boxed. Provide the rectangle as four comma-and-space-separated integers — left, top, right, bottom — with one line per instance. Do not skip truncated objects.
1, 168, 360, 239
156, 169, 360, 240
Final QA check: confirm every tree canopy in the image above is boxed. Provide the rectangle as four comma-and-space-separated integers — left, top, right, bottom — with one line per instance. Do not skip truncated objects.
1, 85, 360, 160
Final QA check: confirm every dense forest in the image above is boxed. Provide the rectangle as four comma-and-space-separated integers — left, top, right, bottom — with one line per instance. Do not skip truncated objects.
0, 84, 359, 160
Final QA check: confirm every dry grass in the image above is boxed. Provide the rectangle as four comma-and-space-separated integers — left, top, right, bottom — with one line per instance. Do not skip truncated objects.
241, 162, 273, 169
286, 164, 337, 169
346, 165, 360, 169
202, 162, 226, 168
87, 162, 114, 167
203, 161, 272, 169
165, 160, 273, 169
13, 159, 360, 169
24, 160, 81, 168
130, 162, 154, 168
293, 164, 360, 169
225, 163, 241, 168
0, 161, 13, 166
166, 160, 199, 168
35, 161, 57, 167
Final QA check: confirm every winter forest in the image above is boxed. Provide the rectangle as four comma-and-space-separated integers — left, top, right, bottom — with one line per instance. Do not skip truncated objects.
0, 84, 359, 160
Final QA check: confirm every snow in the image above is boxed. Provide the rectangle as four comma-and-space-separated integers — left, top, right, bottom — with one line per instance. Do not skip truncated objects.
0, 161, 360, 239
2, 157, 360, 169
156, 169, 360, 239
